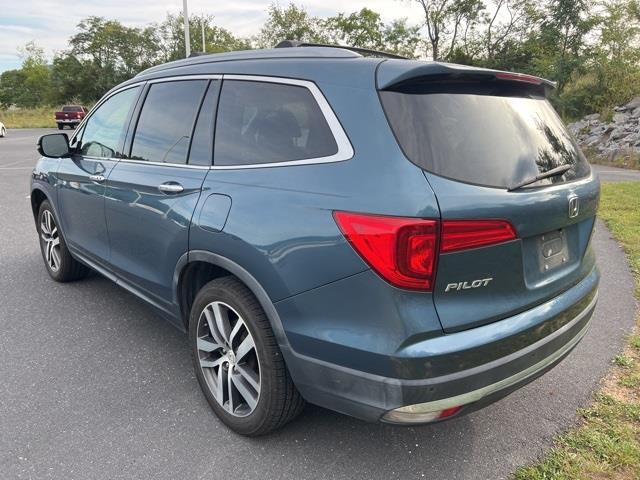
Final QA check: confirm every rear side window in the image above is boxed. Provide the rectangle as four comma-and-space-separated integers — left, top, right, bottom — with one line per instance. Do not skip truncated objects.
130, 80, 208, 164
214, 80, 338, 166
380, 88, 590, 189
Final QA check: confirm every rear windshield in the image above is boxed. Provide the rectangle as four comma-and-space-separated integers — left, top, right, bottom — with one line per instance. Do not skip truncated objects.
379, 89, 590, 189
62, 106, 82, 112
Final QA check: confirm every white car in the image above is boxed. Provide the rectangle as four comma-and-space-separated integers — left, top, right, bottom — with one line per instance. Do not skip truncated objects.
0, 121, 6, 137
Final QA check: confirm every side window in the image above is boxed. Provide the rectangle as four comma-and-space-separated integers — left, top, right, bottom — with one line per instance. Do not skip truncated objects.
130, 80, 208, 164
214, 80, 339, 166
80, 86, 140, 158
188, 80, 221, 166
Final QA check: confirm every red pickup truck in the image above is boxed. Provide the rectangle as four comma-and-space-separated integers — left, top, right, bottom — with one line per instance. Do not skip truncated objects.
55, 105, 88, 130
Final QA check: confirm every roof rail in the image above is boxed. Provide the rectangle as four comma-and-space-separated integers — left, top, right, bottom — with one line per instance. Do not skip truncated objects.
274, 40, 408, 60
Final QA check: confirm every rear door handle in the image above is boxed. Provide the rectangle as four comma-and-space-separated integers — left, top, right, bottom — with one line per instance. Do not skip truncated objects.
89, 174, 105, 183
158, 182, 184, 194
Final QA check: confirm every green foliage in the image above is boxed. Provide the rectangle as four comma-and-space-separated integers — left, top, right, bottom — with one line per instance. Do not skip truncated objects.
158, 13, 250, 62
256, 3, 328, 48
556, 0, 640, 118
324, 8, 421, 57
0, 42, 52, 108
0, 1, 639, 119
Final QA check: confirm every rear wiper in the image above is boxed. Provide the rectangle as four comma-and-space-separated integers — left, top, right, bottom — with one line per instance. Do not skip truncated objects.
507, 165, 572, 191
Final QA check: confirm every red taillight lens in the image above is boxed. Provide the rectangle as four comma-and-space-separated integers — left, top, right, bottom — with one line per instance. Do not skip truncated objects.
334, 213, 517, 291
333, 212, 439, 291
441, 220, 517, 253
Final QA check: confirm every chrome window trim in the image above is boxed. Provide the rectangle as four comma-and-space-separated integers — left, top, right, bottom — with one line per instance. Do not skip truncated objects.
118, 158, 210, 170
72, 73, 353, 170
147, 74, 222, 83
212, 74, 354, 170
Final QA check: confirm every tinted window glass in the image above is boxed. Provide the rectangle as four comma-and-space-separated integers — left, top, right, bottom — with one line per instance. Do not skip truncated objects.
131, 80, 208, 164
188, 81, 220, 166
81, 86, 139, 158
380, 90, 590, 189
215, 80, 338, 166
62, 106, 83, 112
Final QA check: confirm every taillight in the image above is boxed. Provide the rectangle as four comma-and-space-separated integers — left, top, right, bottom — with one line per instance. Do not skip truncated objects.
334, 212, 517, 291
441, 220, 517, 253
333, 212, 439, 291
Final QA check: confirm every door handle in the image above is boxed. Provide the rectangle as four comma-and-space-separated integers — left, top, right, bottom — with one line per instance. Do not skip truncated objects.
89, 174, 105, 183
158, 183, 184, 194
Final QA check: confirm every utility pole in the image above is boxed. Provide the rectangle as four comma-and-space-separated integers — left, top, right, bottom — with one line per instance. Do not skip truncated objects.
183, 0, 190, 57
201, 21, 206, 53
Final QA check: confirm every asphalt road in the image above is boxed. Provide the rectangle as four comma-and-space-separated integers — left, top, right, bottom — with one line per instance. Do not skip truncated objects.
1, 129, 638, 480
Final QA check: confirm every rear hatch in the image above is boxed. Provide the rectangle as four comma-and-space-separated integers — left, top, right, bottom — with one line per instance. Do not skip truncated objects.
378, 61, 599, 332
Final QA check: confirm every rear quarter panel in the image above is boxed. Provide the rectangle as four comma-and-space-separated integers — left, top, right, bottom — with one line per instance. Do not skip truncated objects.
190, 68, 441, 302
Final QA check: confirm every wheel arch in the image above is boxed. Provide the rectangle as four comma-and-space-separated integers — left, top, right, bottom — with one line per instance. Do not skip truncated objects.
174, 250, 290, 349
30, 187, 51, 223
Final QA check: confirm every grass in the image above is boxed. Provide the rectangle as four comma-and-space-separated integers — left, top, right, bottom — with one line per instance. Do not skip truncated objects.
0, 107, 57, 128
514, 182, 640, 480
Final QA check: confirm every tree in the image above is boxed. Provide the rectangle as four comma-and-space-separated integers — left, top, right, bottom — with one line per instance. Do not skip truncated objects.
0, 42, 52, 108
412, 0, 483, 60
0, 69, 28, 108
535, 0, 597, 92
256, 3, 328, 48
158, 14, 250, 62
324, 8, 421, 57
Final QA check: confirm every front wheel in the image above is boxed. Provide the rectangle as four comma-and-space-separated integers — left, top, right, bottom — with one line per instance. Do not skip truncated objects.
37, 200, 89, 282
189, 277, 305, 436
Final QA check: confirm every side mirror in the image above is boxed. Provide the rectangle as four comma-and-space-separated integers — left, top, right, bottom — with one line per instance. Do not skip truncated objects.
37, 133, 71, 158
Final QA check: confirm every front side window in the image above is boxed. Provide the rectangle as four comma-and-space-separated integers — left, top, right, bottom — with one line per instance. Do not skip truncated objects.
81, 86, 140, 158
214, 80, 338, 166
130, 80, 208, 164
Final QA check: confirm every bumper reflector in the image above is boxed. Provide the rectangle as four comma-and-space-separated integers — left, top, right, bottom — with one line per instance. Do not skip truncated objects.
381, 404, 463, 424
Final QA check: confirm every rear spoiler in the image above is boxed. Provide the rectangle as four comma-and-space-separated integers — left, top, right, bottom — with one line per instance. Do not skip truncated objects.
377, 59, 556, 91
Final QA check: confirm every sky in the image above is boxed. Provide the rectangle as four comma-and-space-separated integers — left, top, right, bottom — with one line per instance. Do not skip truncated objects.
0, 0, 426, 73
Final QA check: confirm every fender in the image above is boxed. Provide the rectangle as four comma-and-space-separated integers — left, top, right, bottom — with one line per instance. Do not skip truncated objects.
173, 250, 292, 351
29, 185, 57, 226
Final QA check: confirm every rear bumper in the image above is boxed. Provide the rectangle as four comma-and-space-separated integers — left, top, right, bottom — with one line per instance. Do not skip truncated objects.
55, 119, 80, 124
282, 266, 599, 423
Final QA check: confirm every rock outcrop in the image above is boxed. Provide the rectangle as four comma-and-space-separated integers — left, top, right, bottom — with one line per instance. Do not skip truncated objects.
567, 97, 640, 158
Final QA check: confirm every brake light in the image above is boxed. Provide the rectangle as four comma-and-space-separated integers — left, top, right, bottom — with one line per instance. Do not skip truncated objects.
333, 212, 439, 291
441, 220, 517, 253
334, 213, 517, 291
495, 72, 542, 85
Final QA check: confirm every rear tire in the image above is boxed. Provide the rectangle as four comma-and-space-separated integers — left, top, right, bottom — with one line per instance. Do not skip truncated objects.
37, 200, 89, 282
57, 124, 63, 130
0, 127, 5, 137
189, 277, 305, 436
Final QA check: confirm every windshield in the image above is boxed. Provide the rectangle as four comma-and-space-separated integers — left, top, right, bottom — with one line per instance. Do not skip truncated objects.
379, 90, 590, 189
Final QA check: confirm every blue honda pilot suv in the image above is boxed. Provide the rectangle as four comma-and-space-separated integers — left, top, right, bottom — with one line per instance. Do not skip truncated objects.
31, 43, 600, 436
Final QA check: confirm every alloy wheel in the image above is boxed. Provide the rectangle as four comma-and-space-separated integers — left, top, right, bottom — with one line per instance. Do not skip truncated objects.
197, 301, 261, 417
40, 210, 61, 272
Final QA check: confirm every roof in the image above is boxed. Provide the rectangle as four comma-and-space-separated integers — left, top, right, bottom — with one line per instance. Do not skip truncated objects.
137, 47, 360, 77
